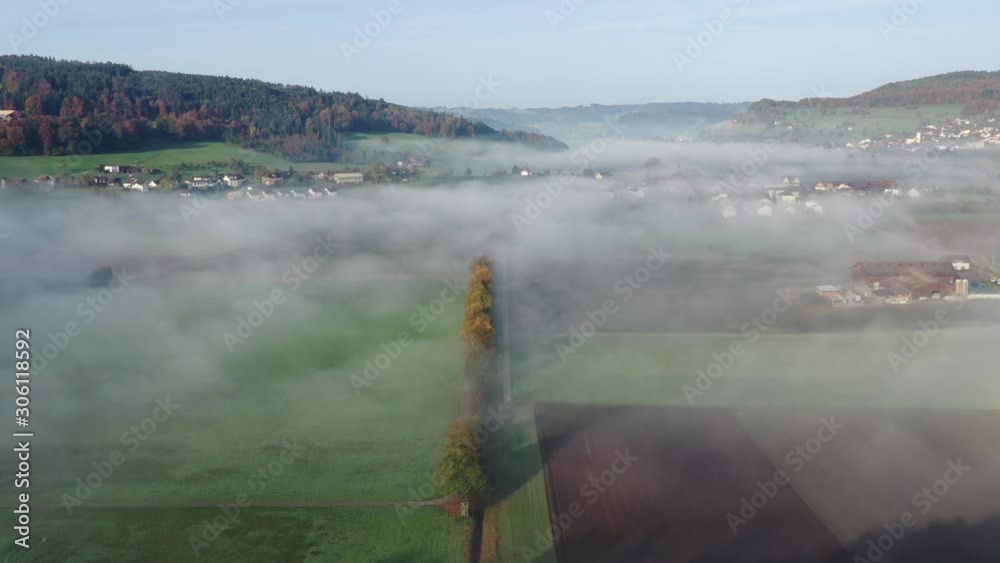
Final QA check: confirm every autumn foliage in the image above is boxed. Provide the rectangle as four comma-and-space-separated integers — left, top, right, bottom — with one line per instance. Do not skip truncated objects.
0, 56, 566, 160
462, 258, 496, 357
436, 421, 490, 503
437, 257, 498, 506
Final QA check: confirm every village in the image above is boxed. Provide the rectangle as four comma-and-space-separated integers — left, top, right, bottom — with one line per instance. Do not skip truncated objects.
0, 164, 376, 197
827, 115, 1000, 152
706, 175, 938, 220
815, 256, 1000, 307
0, 158, 614, 199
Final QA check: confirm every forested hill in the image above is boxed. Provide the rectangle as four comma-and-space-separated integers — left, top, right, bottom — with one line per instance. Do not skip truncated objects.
0, 56, 567, 160
743, 71, 1000, 121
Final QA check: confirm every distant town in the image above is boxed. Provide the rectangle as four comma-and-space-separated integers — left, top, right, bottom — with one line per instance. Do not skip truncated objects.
815, 257, 1000, 307
840, 116, 1000, 152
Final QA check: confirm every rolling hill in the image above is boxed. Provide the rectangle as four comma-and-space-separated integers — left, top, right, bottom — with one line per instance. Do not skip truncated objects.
0, 55, 567, 161
718, 71, 1000, 144
755, 71, 1000, 113
439, 102, 749, 146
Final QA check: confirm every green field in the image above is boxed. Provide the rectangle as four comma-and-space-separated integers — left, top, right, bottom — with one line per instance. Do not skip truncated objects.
0, 507, 466, 563
0, 142, 301, 179
510, 328, 1000, 408
0, 133, 512, 181
912, 212, 1000, 224
795, 104, 964, 142
493, 405, 557, 563
723, 104, 966, 144
1, 274, 470, 561
7, 280, 465, 504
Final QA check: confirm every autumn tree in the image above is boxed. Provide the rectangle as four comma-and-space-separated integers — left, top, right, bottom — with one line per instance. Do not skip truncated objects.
367, 162, 388, 184
462, 258, 495, 356
436, 422, 490, 503
0, 55, 570, 159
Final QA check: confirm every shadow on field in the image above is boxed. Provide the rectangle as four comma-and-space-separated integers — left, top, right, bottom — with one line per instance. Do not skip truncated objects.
843, 514, 1000, 563
552, 516, 1000, 562
493, 442, 546, 501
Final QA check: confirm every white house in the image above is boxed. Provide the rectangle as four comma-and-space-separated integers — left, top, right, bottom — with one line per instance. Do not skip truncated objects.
907, 188, 922, 199
779, 191, 800, 205
189, 176, 220, 190
124, 181, 145, 192
333, 173, 364, 185
223, 174, 245, 188
944, 256, 972, 271
804, 200, 825, 214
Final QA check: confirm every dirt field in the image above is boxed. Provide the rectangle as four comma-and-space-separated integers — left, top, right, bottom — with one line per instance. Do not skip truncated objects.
535, 404, 849, 563
535, 404, 1000, 563
917, 222, 1000, 252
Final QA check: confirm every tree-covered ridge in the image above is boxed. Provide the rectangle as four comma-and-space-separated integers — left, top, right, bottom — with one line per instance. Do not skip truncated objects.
744, 70, 1000, 121
0, 55, 566, 160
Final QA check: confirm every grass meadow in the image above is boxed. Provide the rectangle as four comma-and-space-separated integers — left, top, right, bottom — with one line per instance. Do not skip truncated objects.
0, 133, 490, 181
0, 141, 297, 179
0, 507, 466, 563
0, 275, 470, 562
510, 328, 1000, 408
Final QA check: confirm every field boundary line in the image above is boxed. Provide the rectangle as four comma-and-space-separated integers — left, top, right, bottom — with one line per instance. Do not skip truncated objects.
732, 411, 850, 548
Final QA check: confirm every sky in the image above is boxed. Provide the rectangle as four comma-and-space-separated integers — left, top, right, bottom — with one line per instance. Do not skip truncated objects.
3, 0, 998, 109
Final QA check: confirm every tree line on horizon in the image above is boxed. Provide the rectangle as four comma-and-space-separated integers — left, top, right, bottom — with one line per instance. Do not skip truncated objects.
745, 71, 1000, 121
0, 56, 565, 161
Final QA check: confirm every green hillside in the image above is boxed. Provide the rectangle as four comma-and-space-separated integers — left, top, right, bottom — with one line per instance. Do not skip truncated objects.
0, 55, 566, 162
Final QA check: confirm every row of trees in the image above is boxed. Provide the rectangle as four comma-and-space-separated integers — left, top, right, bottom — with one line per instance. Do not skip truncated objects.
436, 257, 496, 505
0, 56, 565, 160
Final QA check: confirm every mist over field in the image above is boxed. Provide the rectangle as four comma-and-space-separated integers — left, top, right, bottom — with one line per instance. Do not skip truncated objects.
1, 137, 999, 562
2, 137, 999, 406
4, 0, 1000, 559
